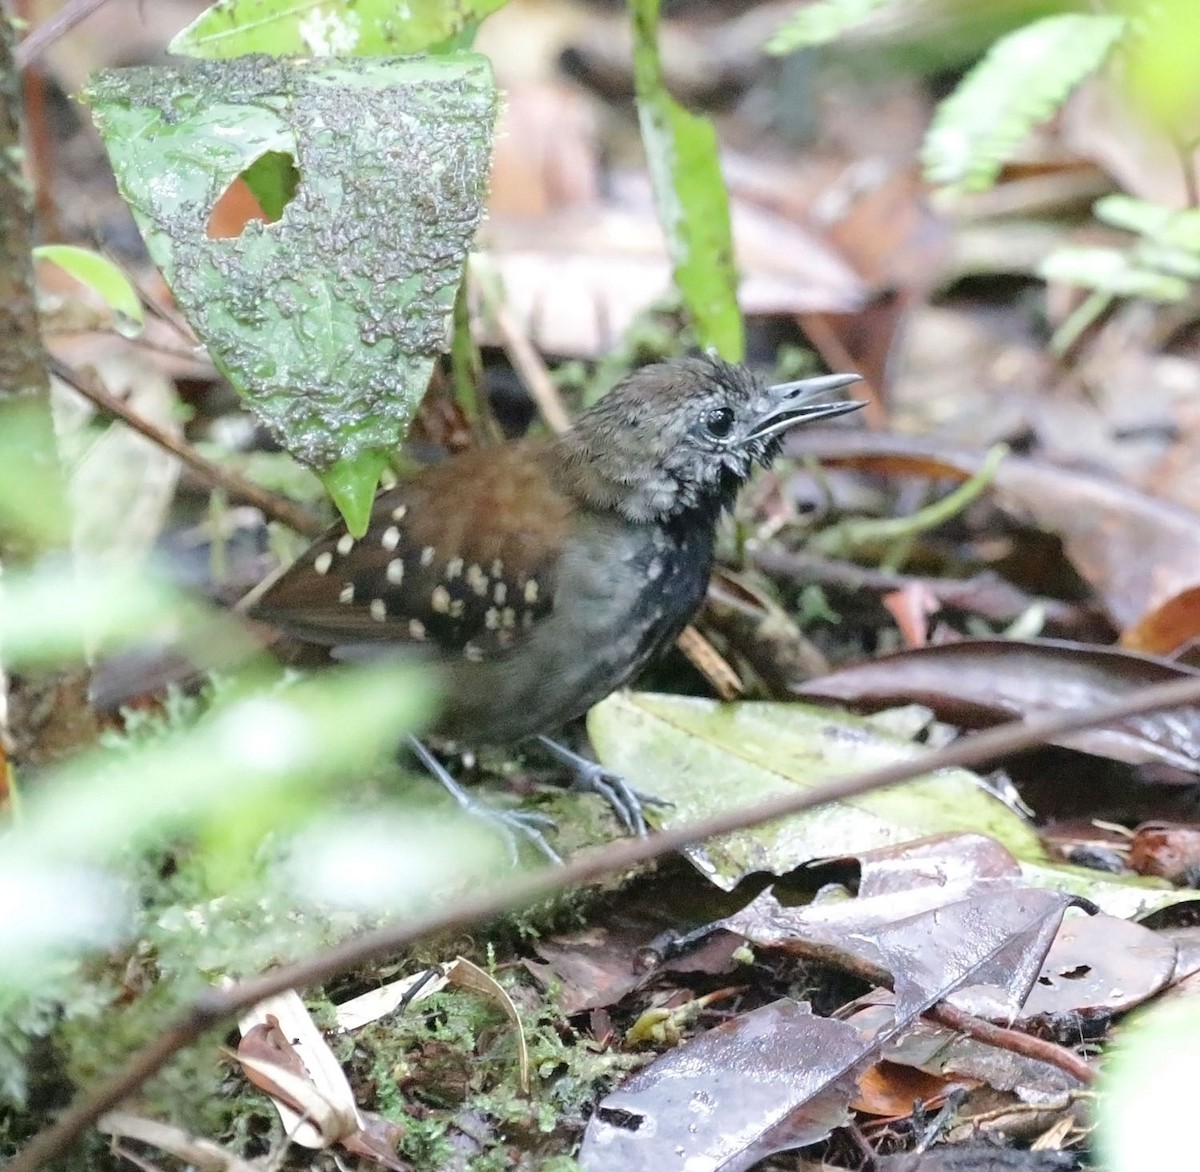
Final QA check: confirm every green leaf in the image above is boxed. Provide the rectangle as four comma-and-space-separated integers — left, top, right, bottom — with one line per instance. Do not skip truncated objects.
630, 0, 743, 360
238, 149, 300, 221
85, 56, 496, 527
170, 0, 509, 59
588, 692, 1043, 889
1039, 247, 1189, 302
589, 692, 1193, 916
13, 661, 433, 868
766, 0, 900, 55
32, 244, 143, 335
923, 13, 1126, 194
319, 449, 389, 538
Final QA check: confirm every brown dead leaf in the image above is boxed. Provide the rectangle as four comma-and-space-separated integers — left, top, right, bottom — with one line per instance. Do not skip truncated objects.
1121, 586, 1200, 658
795, 638, 1200, 775
852, 1060, 959, 1118
1128, 823, 1200, 884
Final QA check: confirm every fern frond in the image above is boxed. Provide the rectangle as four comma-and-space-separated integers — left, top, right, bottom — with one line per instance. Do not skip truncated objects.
766, 0, 905, 55
923, 13, 1126, 194
1095, 194, 1200, 253
1038, 247, 1188, 303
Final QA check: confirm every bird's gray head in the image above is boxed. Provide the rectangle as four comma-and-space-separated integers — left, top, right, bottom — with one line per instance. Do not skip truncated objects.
556, 355, 862, 522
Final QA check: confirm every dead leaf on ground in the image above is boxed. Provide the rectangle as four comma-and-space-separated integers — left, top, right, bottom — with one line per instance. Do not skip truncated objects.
1002, 912, 1176, 1038
1121, 586, 1200, 658
588, 692, 1043, 892
1128, 823, 1200, 884
789, 431, 1200, 630
795, 638, 1200, 775
579, 999, 863, 1172
476, 181, 865, 359
721, 835, 1072, 1020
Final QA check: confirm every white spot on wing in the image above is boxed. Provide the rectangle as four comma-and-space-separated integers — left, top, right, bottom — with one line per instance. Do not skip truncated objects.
314, 551, 333, 574
382, 526, 401, 551
336, 533, 355, 556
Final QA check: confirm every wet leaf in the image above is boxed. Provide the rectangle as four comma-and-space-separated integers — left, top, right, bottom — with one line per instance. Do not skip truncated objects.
1005, 912, 1176, 1034
171, 0, 508, 59
796, 638, 1200, 774
588, 691, 1045, 890
85, 56, 496, 531
722, 836, 1071, 1019
580, 999, 862, 1171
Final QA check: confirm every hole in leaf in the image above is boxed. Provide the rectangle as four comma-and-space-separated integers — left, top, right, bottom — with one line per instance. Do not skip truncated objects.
207, 150, 299, 240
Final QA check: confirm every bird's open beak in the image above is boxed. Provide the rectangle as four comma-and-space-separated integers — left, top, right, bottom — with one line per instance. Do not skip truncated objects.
746, 372, 864, 441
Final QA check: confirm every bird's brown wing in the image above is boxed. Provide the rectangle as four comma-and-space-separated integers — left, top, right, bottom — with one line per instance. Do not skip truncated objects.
251, 443, 571, 661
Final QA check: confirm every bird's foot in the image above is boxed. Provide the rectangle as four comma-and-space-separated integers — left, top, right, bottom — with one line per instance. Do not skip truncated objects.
534, 734, 671, 837
406, 736, 561, 865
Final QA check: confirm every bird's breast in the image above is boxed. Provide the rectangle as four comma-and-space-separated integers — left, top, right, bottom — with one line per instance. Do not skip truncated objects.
433, 511, 716, 745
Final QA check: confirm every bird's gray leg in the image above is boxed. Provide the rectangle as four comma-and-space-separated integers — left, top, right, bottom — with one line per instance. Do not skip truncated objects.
406, 735, 562, 865
533, 734, 671, 837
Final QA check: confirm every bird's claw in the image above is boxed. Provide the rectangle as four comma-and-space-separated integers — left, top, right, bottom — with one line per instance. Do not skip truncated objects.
466, 803, 562, 866
406, 735, 562, 865
535, 735, 671, 837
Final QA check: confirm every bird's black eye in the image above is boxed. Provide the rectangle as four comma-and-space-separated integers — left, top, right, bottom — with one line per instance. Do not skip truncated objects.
704, 406, 735, 438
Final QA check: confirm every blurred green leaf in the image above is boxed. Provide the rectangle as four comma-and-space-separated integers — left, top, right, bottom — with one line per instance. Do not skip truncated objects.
0, 564, 250, 669
32, 244, 143, 335
0, 399, 71, 548
630, 0, 743, 360
923, 13, 1126, 193
1119, 0, 1200, 137
766, 0, 899, 54
1039, 246, 1189, 302
1096, 995, 1200, 1171
85, 56, 496, 527
12, 662, 433, 868
1095, 193, 1200, 254
171, 0, 509, 59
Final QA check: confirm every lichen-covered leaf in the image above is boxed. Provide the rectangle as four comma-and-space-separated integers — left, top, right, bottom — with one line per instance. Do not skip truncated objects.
85, 56, 495, 531
170, 0, 509, 60
630, 0, 743, 360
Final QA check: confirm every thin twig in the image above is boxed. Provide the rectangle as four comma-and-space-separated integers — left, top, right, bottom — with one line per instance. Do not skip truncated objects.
14, 671, 1200, 1172
928, 1001, 1093, 1086
475, 282, 572, 435
49, 359, 325, 539
14, 0, 116, 68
